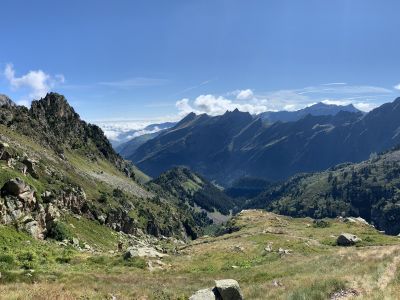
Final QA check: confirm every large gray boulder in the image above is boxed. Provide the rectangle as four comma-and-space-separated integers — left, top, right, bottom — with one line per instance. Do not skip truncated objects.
189, 288, 216, 300
215, 279, 243, 300
337, 233, 361, 246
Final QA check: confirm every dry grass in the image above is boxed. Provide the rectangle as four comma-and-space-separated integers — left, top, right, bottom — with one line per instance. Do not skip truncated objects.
1, 210, 400, 299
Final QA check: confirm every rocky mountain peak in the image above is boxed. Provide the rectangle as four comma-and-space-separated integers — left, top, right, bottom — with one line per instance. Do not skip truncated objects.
30, 92, 79, 120
0, 94, 16, 107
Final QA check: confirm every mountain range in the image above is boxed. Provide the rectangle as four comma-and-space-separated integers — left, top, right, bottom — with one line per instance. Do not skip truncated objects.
128, 99, 400, 186
259, 102, 361, 123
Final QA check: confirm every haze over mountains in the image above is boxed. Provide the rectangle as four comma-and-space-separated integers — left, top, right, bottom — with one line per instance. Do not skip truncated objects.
123, 99, 400, 185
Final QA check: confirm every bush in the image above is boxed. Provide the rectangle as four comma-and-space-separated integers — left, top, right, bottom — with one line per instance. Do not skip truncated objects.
55, 249, 74, 264
313, 219, 331, 228
17, 251, 38, 269
122, 257, 147, 269
47, 222, 71, 241
98, 193, 109, 203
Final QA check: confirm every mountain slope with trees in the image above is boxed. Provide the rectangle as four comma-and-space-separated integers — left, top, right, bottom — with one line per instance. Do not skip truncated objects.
247, 146, 400, 235
131, 98, 400, 186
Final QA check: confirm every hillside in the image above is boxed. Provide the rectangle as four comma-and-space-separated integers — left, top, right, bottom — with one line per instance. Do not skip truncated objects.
131, 98, 400, 186
0, 93, 210, 242
247, 146, 400, 235
1, 209, 400, 299
116, 131, 163, 159
150, 167, 237, 222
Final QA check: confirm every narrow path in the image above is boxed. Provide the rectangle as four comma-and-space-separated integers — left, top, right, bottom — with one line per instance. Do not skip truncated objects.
377, 250, 400, 290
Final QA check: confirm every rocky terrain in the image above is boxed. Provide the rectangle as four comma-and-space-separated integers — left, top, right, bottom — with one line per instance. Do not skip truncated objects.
0, 209, 399, 299
0, 93, 215, 242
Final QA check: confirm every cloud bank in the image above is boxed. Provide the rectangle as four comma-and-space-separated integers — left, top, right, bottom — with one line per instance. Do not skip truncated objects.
3, 63, 65, 106
176, 84, 396, 117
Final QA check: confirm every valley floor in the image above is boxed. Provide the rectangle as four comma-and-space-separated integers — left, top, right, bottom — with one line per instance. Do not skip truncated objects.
1, 210, 400, 299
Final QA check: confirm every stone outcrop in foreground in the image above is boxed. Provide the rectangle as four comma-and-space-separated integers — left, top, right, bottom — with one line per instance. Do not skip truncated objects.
189, 279, 243, 300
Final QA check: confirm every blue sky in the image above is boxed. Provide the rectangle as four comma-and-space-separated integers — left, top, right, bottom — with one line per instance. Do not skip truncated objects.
1, 0, 400, 136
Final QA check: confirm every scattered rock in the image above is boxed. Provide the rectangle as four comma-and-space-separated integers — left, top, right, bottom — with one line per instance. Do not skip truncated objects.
0, 142, 11, 161
189, 288, 216, 300
264, 243, 273, 252
22, 158, 39, 178
190, 279, 243, 300
278, 248, 291, 255
124, 246, 167, 259
215, 279, 244, 300
72, 237, 80, 247
337, 233, 361, 246
233, 245, 244, 252
272, 280, 283, 287
330, 288, 360, 299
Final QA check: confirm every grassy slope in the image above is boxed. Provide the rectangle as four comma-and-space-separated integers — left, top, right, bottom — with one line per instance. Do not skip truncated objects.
1, 210, 400, 299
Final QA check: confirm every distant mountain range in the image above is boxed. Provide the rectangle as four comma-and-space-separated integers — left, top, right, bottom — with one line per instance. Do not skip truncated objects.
128, 99, 400, 186
260, 102, 361, 123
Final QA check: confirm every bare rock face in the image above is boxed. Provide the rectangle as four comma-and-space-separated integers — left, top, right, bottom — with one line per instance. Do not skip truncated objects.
0, 94, 15, 107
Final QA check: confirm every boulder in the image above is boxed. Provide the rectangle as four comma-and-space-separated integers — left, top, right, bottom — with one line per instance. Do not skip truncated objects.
124, 246, 167, 259
189, 288, 216, 300
124, 249, 138, 260
22, 158, 39, 178
0, 142, 11, 161
337, 233, 361, 246
215, 279, 243, 300
1, 178, 30, 197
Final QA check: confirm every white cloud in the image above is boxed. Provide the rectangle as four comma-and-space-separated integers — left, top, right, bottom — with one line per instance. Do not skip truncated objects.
3, 63, 64, 105
176, 94, 267, 116
321, 99, 352, 106
236, 89, 254, 100
394, 83, 400, 90
321, 82, 347, 86
353, 102, 379, 112
96, 120, 169, 144
175, 82, 393, 117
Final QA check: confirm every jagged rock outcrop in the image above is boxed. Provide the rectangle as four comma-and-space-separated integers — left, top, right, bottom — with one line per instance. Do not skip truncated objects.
0, 94, 15, 107
0, 92, 129, 171
0, 178, 88, 239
